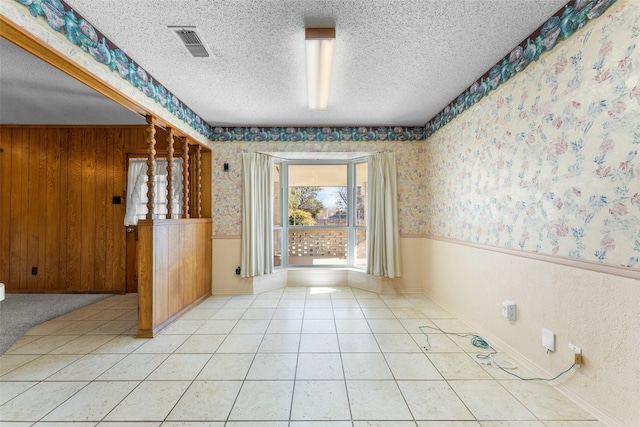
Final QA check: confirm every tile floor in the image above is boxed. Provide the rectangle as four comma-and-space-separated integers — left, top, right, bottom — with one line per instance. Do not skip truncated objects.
0, 286, 602, 426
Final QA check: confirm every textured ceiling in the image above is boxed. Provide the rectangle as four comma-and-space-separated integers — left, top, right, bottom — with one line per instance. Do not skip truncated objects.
0, 38, 144, 125
2, 0, 569, 128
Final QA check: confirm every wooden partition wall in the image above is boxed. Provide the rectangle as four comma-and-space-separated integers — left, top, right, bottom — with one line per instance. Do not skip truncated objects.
137, 218, 212, 337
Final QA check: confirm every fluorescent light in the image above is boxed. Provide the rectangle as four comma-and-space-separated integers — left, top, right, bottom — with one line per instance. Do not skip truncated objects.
305, 28, 335, 111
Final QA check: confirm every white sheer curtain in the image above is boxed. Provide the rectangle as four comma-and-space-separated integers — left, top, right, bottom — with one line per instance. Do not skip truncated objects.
124, 158, 184, 226
241, 152, 273, 277
366, 152, 401, 278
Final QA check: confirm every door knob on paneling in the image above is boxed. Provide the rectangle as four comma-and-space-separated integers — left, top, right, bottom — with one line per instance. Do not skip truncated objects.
126, 228, 134, 233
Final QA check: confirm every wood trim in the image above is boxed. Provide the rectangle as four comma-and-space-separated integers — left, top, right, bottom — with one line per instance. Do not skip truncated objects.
145, 116, 156, 220
0, 15, 209, 147
196, 145, 202, 218
182, 138, 191, 219
166, 127, 175, 218
426, 235, 640, 280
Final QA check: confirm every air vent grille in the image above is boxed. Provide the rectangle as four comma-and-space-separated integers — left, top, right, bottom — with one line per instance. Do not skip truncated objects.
170, 26, 210, 58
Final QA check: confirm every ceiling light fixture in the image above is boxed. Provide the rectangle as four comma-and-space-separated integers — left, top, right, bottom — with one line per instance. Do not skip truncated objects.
305, 28, 335, 111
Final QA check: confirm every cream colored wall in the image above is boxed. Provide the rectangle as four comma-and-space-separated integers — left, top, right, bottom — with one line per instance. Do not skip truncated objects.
422, 238, 639, 425
212, 238, 253, 295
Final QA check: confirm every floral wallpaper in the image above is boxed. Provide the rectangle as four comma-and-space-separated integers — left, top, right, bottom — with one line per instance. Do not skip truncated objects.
425, 0, 640, 269
210, 141, 426, 236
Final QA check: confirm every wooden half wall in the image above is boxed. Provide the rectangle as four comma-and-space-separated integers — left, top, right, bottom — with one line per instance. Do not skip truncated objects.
137, 218, 212, 337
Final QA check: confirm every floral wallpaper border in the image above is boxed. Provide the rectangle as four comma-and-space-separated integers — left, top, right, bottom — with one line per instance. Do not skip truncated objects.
424, 0, 618, 138
12, 0, 212, 138
209, 126, 426, 142
11, 0, 617, 144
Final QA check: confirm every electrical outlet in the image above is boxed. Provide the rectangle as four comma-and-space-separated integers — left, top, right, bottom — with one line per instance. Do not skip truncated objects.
502, 300, 516, 320
542, 328, 555, 351
569, 343, 582, 366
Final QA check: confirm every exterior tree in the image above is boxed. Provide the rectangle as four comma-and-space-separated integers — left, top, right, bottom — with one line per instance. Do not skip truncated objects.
289, 187, 324, 223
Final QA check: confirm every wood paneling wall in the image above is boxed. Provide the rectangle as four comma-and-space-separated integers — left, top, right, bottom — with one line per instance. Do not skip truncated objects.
137, 218, 212, 337
0, 125, 211, 294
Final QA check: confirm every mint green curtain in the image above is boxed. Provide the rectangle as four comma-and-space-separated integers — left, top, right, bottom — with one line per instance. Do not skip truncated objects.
241, 153, 274, 277
366, 152, 401, 278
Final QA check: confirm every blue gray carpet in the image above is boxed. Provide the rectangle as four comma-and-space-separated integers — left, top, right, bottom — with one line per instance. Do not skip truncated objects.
0, 293, 111, 354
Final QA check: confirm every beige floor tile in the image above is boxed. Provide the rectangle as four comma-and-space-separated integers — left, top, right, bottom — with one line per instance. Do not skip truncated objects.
303, 308, 334, 319
361, 307, 395, 319
241, 308, 276, 319
48, 335, 115, 354
354, 422, 418, 427
375, 333, 423, 353
333, 308, 365, 319
331, 299, 360, 308
335, 319, 371, 333
33, 422, 98, 426
273, 308, 305, 318
277, 300, 306, 309
104, 381, 190, 421
179, 307, 219, 320
198, 297, 230, 308
411, 333, 463, 352
293, 422, 352, 427
0, 381, 37, 405
81, 309, 131, 321
478, 422, 544, 427
216, 334, 264, 353
86, 320, 136, 335
175, 334, 225, 353
246, 353, 298, 379
197, 353, 254, 380
358, 299, 387, 308
417, 422, 481, 426
0, 354, 39, 376
46, 354, 125, 381
250, 299, 281, 308
384, 353, 442, 380
23, 320, 75, 336
195, 319, 238, 334
400, 318, 437, 333
291, 380, 351, 420
0, 355, 80, 380
3, 335, 40, 352
541, 422, 607, 426
266, 319, 303, 333
398, 380, 475, 420
5, 335, 78, 354
97, 354, 168, 380
367, 319, 406, 333
421, 305, 455, 319
51, 320, 108, 335
342, 352, 393, 379
0, 381, 87, 421
302, 319, 336, 333
147, 354, 211, 380
161, 319, 207, 334
96, 422, 159, 426
229, 380, 294, 421
223, 298, 254, 309
337, 333, 380, 352
347, 380, 412, 420
43, 381, 138, 421
167, 380, 242, 421
500, 380, 597, 420
449, 380, 535, 420
210, 308, 247, 320
431, 319, 475, 334
296, 353, 344, 379
304, 299, 332, 309
259, 333, 301, 353
226, 422, 286, 427
391, 308, 429, 319
299, 333, 339, 352
230, 319, 270, 334
427, 353, 493, 380
133, 334, 189, 353
91, 335, 147, 354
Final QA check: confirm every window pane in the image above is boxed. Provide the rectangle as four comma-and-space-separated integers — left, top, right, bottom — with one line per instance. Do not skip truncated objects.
356, 162, 367, 226
355, 228, 367, 267
274, 228, 282, 267
288, 228, 347, 265
288, 165, 347, 226
274, 163, 281, 226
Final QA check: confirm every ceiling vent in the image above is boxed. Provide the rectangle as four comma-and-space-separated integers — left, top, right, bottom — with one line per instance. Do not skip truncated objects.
170, 26, 210, 58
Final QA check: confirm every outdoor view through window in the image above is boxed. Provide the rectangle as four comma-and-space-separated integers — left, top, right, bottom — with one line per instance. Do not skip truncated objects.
274, 162, 367, 267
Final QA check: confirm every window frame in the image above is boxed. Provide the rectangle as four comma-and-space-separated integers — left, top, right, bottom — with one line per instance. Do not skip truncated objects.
275, 157, 368, 269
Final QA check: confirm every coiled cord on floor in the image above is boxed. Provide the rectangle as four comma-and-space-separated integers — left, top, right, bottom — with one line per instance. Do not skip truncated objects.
418, 325, 576, 381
